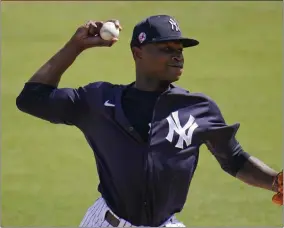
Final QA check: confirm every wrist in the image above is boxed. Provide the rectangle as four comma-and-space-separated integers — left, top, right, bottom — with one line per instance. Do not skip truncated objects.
64, 40, 84, 56
272, 175, 279, 192
272, 171, 282, 193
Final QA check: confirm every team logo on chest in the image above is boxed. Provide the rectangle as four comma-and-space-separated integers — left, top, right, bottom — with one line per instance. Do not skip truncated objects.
165, 111, 198, 149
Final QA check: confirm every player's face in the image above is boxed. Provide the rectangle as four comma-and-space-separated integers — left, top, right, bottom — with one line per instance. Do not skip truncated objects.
141, 41, 184, 82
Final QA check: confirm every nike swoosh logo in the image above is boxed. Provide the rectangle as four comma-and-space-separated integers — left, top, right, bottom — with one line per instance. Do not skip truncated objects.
104, 100, 115, 107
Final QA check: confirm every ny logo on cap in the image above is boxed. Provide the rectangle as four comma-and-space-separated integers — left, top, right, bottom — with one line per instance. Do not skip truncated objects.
169, 18, 180, 32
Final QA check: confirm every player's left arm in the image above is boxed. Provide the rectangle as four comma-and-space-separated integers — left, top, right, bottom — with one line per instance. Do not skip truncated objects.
205, 137, 279, 192
235, 155, 278, 192
204, 97, 282, 204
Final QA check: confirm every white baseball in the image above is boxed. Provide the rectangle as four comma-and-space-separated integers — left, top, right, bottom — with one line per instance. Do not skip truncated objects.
100, 22, 120, 41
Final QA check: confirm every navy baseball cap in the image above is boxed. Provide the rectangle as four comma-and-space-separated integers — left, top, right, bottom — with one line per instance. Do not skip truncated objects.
130, 15, 199, 48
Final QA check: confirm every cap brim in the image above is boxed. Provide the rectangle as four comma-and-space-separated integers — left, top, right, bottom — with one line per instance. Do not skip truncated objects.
149, 37, 199, 48
179, 37, 199, 47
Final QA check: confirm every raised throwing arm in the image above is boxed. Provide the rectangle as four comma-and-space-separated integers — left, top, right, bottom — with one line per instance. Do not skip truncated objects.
16, 20, 121, 125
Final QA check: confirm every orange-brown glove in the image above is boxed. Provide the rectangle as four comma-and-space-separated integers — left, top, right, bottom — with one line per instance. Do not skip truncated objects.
272, 170, 283, 205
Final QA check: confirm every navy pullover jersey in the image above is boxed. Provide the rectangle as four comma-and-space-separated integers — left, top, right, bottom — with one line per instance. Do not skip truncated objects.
16, 81, 250, 226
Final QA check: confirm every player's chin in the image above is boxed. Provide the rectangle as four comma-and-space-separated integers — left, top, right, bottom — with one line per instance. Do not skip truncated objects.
167, 67, 183, 81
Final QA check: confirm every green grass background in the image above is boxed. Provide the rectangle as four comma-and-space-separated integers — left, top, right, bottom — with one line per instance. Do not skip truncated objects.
1, 1, 282, 227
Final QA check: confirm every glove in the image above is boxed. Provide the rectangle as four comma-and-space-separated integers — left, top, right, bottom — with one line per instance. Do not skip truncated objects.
272, 170, 283, 205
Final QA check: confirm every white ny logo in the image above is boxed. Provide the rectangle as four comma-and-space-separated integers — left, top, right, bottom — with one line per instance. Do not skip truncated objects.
166, 111, 198, 149
168, 18, 180, 32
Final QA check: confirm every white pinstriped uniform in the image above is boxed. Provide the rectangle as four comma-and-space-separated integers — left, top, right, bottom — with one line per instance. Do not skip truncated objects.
79, 197, 186, 227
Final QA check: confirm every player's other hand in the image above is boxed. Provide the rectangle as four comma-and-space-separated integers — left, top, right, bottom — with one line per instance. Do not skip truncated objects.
68, 20, 122, 52
272, 170, 283, 205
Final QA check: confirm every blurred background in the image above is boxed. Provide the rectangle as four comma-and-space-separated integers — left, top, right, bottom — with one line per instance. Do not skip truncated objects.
1, 1, 282, 227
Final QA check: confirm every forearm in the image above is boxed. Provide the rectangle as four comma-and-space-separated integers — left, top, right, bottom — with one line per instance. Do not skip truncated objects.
236, 156, 278, 192
28, 41, 82, 87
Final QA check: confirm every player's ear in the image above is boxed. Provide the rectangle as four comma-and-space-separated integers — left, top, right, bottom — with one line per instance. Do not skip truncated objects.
132, 47, 143, 60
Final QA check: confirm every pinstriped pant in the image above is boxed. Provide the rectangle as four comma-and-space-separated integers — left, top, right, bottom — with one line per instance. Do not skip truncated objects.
79, 197, 186, 227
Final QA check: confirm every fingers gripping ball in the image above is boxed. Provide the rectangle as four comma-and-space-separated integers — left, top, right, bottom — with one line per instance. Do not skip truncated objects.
272, 170, 283, 205
100, 22, 120, 41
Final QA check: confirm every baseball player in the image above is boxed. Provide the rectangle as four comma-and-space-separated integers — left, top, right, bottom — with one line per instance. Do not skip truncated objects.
16, 15, 283, 227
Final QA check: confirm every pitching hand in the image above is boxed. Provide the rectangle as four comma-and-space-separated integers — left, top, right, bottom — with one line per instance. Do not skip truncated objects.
68, 19, 122, 52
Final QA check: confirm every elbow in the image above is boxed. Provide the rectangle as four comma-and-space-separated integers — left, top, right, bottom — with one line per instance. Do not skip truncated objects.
214, 156, 238, 177
220, 159, 249, 177
220, 163, 237, 177
16, 83, 45, 114
221, 152, 251, 177
15, 83, 57, 122
16, 93, 28, 112
16, 90, 38, 115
